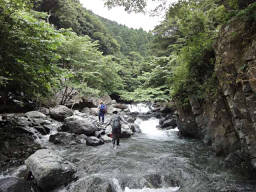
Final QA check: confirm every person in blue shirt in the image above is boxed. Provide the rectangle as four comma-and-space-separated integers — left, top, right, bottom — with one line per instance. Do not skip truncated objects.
98, 101, 106, 124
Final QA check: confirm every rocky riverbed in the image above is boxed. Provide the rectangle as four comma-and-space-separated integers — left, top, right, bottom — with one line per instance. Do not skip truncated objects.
0, 101, 256, 192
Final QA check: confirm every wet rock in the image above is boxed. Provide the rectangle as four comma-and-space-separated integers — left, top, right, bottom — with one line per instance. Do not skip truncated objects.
101, 135, 112, 143
25, 111, 46, 119
61, 115, 99, 136
70, 177, 116, 192
81, 107, 90, 114
49, 105, 73, 121
107, 106, 122, 114
0, 177, 33, 192
38, 107, 50, 115
95, 130, 105, 138
0, 116, 41, 172
105, 125, 112, 135
34, 125, 50, 135
130, 123, 141, 133
161, 118, 177, 129
121, 124, 133, 138
90, 108, 99, 116
86, 136, 104, 146
224, 151, 244, 168
144, 174, 162, 188
49, 132, 86, 145
124, 115, 136, 123
113, 103, 128, 110
25, 149, 76, 191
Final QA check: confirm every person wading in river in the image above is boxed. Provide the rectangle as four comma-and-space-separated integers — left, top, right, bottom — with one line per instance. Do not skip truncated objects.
98, 101, 107, 124
106, 111, 128, 149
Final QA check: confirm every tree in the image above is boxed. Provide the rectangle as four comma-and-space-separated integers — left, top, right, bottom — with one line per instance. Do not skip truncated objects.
0, 1, 62, 103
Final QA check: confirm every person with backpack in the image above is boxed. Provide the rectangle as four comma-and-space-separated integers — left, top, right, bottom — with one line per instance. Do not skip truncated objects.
98, 101, 107, 124
105, 111, 128, 148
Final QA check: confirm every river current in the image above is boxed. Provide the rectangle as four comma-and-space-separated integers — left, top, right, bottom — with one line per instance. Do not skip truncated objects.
55, 104, 256, 192
2, 104, 256, 192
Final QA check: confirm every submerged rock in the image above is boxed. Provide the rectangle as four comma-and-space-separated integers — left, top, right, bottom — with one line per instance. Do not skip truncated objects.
69, 177, 116, 192
86, 136, 104, 146
0, 177, 33, 192
25, 149, 76, 191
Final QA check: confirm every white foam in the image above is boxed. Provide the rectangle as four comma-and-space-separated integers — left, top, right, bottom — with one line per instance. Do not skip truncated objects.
124, 186, 180, 192
113, 178, 179, 192
128, 104, 151, 113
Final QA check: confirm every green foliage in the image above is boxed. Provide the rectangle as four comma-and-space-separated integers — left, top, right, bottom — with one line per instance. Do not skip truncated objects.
0, 0, 125, 105
54, 30, 124, 104
233, 2, 256, 22
148, 0, 226, 105
36, 0, 120, 55
0, 3, 62, 100
104, 0, 147, 12
99, 17, 153, 57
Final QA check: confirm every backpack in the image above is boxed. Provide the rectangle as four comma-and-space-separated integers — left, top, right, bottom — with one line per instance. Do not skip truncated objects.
112, 115, 121, 129
100, 104, 106, 113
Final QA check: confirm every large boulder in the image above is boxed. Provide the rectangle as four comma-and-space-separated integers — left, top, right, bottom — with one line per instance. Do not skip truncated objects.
25, 111, 46, 119
25, 149, 76, 192
86, 136, 104, 146
61, 115, 99, 136
49, 105, 73, 121
0, 177, 33, 192
0, 115, 41, 172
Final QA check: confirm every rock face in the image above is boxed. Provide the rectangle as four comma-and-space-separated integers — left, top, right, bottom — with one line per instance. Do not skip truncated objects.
25, 149, 76, 191
49, 105, 73, 121
176, 18, 256, 169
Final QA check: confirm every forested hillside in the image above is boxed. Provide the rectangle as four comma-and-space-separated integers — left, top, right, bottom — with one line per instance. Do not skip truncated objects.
0, 0, 168, 112
99, 16, 153, 56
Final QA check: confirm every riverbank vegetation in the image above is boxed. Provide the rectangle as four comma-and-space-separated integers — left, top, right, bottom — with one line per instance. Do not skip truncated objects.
0, 0, 255, 109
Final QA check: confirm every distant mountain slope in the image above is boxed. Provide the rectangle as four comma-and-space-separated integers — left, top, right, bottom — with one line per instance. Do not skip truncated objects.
98, 16, 153, 57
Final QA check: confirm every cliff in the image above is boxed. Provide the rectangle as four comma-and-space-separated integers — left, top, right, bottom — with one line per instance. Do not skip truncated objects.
177, 17, 256, 170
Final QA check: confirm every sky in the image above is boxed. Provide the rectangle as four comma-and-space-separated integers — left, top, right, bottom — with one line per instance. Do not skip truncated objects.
80, 0, 169, 31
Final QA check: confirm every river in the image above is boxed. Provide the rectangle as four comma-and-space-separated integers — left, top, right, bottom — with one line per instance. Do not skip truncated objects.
2, 104, 256, 192
54, 104, 256, 192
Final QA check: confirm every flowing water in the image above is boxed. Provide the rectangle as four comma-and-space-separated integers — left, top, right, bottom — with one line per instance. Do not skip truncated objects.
54, 104, 256, 192
2, 104, 256, 192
